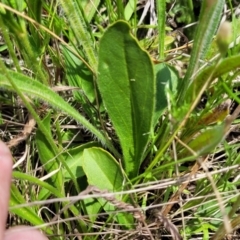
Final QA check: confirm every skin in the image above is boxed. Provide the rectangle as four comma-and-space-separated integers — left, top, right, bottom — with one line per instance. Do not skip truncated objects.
0, 141, 48, 240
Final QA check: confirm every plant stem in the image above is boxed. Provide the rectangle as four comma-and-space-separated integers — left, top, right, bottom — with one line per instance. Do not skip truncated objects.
156, 0, 166, 60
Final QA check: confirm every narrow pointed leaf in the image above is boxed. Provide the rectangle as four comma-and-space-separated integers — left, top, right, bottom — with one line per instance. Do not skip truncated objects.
36, 113, 63, 190
188, 54, 240, 100
61, 45, 95, 103
178, 0, 225, 103
0, 70, 119, 155
10, 185, 53, 235
180, 124, 225, 158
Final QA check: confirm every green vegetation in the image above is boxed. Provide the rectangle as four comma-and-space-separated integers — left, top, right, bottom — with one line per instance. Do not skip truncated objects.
1, 0, 240, 239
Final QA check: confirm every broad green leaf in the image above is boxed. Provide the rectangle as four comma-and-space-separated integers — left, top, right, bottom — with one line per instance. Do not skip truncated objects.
98, 21, 155, 177
36, 113, 63, 191
62, 142, 100, 182
82, 147, 133, 226
82, 147, 124, 191
83, 198, 102, 223
66, 145, 112, 224
153, 63, 178, 126
179, 124, 225, 158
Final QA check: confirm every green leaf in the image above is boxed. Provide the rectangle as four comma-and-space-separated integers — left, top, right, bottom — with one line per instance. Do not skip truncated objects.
179, 124, 225, 158
188, 54, 240, 100
0, 70, 118, 156
83, 198, 102, 223
10, 184, 53, 235
8, 0, 27, 12
62, 142, 100, 182
124, 0, 135, 21
61, 45, 95, 103
178, 0, 225, 103
12, 171, 62, 199
98, 21, 155, 177
26, 0, 42, 23
156, 0, 166, 59
82, 147, 124, 191
58, 0, 98, 73
35, 113, 63, 191
82, 147, 133, 226
82, 0, 100, 22
153, 63, 178, 126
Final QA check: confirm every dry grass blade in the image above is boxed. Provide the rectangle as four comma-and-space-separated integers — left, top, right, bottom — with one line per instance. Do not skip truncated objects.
152, 210, 182, 240
91, 186, 146, 221
7, 114, 36, 148
51, 185, 154, 240
161, 155, 209, 217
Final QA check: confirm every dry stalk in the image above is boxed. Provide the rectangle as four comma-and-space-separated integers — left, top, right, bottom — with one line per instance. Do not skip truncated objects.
7, 114, 36, 148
